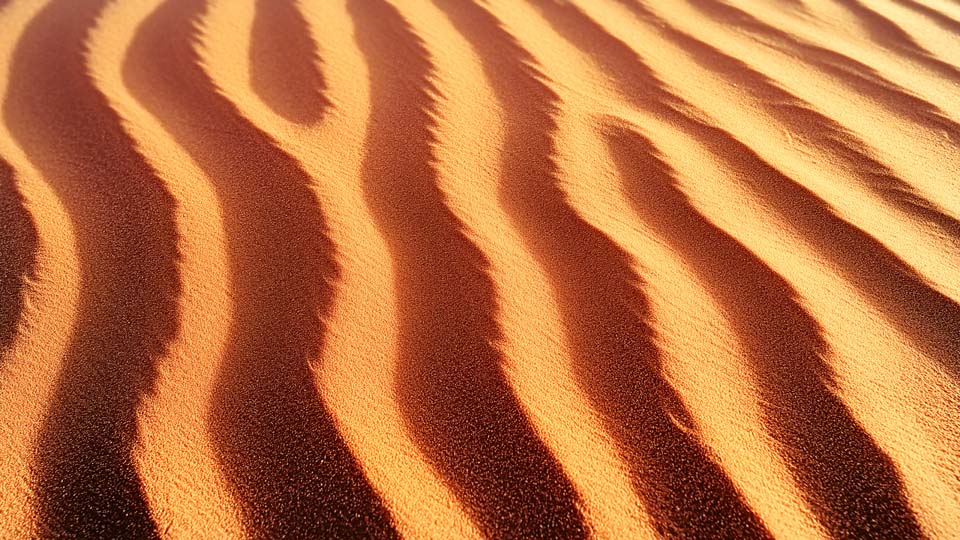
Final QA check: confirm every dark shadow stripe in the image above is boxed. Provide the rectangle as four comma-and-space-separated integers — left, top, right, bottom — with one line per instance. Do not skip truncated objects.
686, 0, 960, 146
893, 0, 960, 34
607, 124, 926, 540
835, 0, 960, 83
347, 1, 587, 537
249, 0, 329, 123
529, 0, 932, 533
532, 0, 960, 400
615, 0, 960, 247
2, 0, 182, 537
686, 110, 960, 430
0, 158, 38, 355
431, 1, 771, 537
123, 0, 398, 537
839, 0, 933, 52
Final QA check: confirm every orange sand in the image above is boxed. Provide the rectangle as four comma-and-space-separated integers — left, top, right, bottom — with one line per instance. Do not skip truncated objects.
1, 0, 959, 538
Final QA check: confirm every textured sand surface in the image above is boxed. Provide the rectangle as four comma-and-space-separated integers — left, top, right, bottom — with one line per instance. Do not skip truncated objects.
1, 0, 959, 538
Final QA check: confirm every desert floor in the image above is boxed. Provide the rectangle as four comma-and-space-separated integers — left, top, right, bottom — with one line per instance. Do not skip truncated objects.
1, 0, 960, 538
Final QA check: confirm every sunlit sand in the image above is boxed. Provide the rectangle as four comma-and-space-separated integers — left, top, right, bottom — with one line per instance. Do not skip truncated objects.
1, 0, 959, 538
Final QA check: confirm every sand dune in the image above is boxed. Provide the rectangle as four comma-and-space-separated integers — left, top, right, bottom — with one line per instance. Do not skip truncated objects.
3, 0, 181, 536
0, 0, 959, 538
607, 124, 921, 538
432, 0, 769, 537
350, 1, 588, 537
124, 0, 397, 537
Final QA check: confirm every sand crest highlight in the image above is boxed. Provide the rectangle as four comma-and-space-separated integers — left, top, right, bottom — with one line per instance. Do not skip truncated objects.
0, 0, 958, 537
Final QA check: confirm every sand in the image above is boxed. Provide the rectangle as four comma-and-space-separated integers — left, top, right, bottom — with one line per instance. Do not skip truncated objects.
0, 0, 958, 538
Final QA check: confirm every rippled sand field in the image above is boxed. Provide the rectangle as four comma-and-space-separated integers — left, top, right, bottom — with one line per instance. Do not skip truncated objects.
1, 0, 959, 538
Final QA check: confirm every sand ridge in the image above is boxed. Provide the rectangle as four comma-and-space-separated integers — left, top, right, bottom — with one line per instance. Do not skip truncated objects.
0, 0, 959, 538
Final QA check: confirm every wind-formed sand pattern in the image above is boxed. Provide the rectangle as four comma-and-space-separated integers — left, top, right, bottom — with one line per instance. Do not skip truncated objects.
0, 0, 958, 538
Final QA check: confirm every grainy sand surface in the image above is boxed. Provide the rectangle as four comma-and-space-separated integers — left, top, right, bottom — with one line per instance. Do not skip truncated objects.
0, 0, 959, 538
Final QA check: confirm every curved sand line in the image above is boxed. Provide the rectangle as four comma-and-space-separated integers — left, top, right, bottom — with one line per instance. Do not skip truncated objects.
595, 0, 960, 312
535, 0, 960, 396
614, 0, 960, 247
432, 0, 771, 537
348, 1, 586, 536
693, 119, 960, 397
0, 158, 37, 355
123, 0, 397, 537
2, 0, 182, 536
606, 124, 925, 540
528, 1, 938, 535
249, 0, 328, 124
85, 0, 245, 535
0, 0, 958, 536
200, 0, 488, 534
750, 1, 960, 128
686, 0, 960, 147
0, 4, 82, 538
893, 0, 960, 34
831, 0, 960, 83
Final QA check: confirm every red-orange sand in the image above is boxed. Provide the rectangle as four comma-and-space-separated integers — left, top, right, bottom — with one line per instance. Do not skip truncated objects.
1, 0, 959, 538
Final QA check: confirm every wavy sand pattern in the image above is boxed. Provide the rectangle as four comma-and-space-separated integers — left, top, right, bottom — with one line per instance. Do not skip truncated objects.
0, 0, 958, 538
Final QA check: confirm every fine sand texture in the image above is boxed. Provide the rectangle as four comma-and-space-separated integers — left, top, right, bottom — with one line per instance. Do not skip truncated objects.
1, 0, 959, 538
